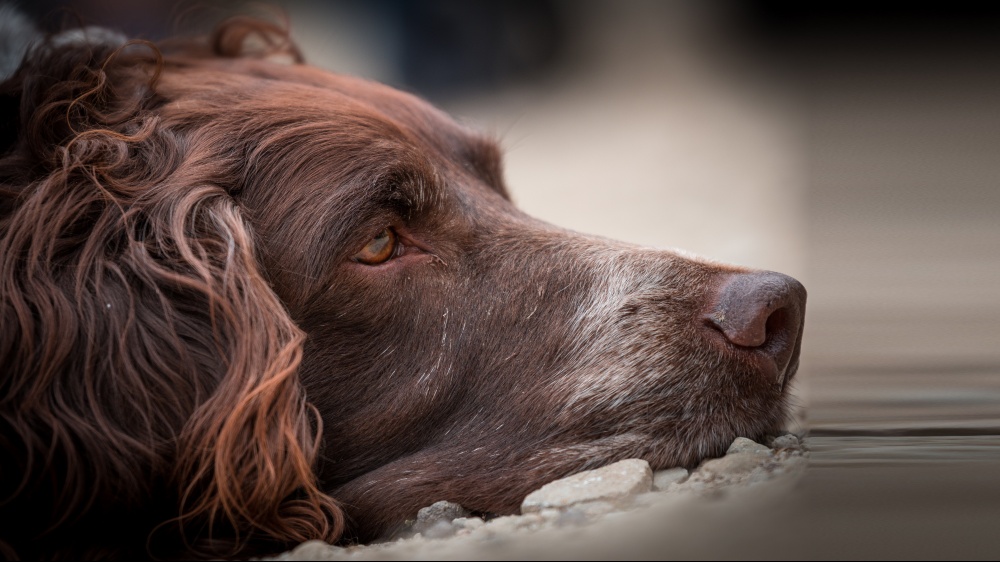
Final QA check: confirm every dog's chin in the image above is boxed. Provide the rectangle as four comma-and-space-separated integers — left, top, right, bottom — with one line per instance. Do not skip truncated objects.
618, 380, 794, 470
640, 412, 789, 471
536, 419, 787, 481
567, 363, 797, 462
549, 409, 790, 475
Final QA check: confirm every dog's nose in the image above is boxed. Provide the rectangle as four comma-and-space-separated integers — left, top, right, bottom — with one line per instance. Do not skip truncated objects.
706, 271, 806, 348
707, 271, 806, 347
705, 271, 806, 383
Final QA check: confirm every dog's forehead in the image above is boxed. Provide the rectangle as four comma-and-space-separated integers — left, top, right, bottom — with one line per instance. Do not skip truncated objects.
170, 60, 497, 174
307, 69, 507, 193
161, 58, 508, 198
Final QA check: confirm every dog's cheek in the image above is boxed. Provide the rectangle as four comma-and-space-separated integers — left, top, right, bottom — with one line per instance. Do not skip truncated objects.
296, 266, 477, 479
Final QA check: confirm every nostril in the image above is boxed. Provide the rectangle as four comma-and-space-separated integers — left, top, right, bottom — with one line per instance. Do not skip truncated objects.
709, 306, 788, 348
764, 307, 790, 345
706, 308, 768, 348
705, 271, 805, 350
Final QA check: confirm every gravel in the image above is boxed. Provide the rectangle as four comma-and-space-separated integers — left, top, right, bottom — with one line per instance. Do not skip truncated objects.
264, 434, 808, 561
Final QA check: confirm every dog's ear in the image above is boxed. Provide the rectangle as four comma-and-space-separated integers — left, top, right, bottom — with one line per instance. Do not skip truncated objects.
0, 27, 341, 559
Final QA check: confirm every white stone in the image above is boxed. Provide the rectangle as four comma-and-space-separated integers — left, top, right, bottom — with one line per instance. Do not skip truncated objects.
283, 540, 341, 561
414, 500, 470, 534
538, 508, 562, 521
423, 520, 458, 539
770, 434, 801, 450
453, 516, 485, 530
653, 467, 689, 490
726, 437, 772, 456
521, 458, 653, 513
572, 500, 618, 518
698, 452, 766, 477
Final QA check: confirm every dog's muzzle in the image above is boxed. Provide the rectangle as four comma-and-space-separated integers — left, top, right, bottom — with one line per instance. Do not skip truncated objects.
704, 271, 807, 389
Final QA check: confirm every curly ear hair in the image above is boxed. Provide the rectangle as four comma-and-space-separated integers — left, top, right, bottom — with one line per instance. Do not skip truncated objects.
0, 19, 341, 560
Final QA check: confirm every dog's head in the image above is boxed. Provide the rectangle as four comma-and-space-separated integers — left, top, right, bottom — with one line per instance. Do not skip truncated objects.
0, 18, 804, 559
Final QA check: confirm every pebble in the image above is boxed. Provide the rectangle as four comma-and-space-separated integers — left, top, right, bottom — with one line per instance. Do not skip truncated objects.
272, 540, 340, 560
698, 451, 767, 477
565, 500, 617, 519
538, 508, 562, 521
520, 459, 653, 513
413, 500, 471, 535
770, 434, 802, 451
653, 467, 689, 490
727, 437, 773, 456
555, 508, 590, 527
482, 514, 543, 534
422, 520, 459, 539
453, 516, 485, 530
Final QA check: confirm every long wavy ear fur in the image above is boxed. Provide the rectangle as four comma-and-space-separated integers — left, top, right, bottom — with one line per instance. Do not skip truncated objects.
0, 17, 342, 560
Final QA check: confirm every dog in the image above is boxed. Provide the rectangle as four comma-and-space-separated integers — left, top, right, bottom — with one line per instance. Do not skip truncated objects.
0, 15, 806, 560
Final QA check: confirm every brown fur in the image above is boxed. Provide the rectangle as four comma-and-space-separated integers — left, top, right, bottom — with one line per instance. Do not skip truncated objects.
0, 18, 802, 560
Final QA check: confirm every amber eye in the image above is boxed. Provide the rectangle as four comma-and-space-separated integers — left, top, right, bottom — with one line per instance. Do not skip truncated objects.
354, 228, 398, 265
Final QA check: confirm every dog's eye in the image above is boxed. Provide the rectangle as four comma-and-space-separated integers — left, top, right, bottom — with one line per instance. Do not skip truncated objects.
354, 228, 398, 265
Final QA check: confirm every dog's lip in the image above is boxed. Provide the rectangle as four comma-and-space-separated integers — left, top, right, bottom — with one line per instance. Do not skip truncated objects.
700, 323, 795, 389
745, 349, 783, 388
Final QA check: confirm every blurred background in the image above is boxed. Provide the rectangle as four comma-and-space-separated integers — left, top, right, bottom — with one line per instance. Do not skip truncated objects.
18, 0, 1000, 558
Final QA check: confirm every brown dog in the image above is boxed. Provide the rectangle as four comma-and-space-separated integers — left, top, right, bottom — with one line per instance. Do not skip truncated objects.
0, 17, 805, 560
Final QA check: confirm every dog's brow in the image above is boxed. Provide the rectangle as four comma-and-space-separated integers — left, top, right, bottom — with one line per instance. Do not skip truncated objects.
462, 135, 508, 197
